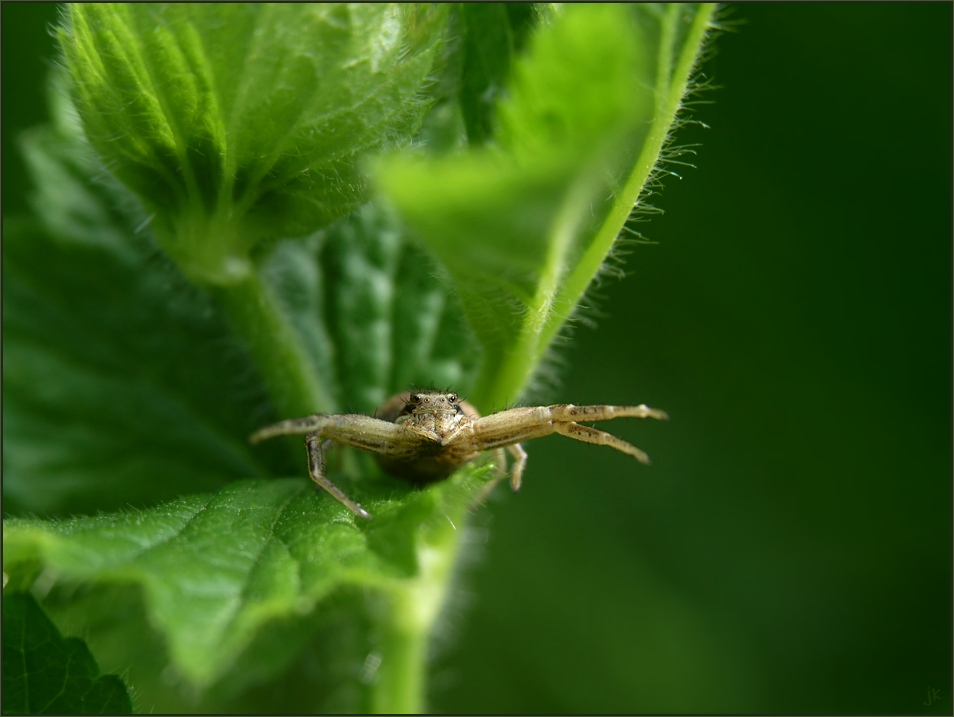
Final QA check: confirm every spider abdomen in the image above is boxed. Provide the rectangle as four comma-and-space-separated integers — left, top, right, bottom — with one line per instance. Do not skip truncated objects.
374, 442, 476, 484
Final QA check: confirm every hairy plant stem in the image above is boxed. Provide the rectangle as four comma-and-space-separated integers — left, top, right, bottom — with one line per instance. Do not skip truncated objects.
214, 269, 338, 419
371, 593, 429, 714
370, 512, 462, 713
218, 264, 469, 714
474, 4, 717, 408
472, 171, 596, 409
545, 5, 716, 363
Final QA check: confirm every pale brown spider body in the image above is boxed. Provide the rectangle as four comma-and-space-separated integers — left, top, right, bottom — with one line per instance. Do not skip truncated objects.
372, 391, 483, 484
250, 390, 667, 520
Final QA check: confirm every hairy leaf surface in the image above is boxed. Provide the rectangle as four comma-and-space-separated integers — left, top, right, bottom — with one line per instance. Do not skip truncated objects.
378, 4, 715, 409
3, 466, 491, 703
59, 3, 447, 283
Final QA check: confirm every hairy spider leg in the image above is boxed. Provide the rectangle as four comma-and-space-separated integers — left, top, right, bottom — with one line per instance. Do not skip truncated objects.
252, 414, 417, 520
250, 415, 327, 444
306, 433, 371, 520
471, 404, 666, 448
251, 413, 410, 451
507, 443, 528, 490
472, 403, 668, 489
552, 422, 651, 464
548, 403, 670, 423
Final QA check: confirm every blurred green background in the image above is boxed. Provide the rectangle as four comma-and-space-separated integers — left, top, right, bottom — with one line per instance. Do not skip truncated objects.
4, 3, 950, 714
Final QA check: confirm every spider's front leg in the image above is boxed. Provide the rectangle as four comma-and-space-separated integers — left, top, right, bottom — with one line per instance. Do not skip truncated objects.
472, 403, 669, 490
251, 413, 412, 520
304, 432, 372, 520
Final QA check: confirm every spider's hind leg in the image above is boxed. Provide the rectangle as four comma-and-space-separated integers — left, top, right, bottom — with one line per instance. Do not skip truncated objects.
305, 433, 372, 520
507, 443, 528, 490
472, 445, 525, 507
489, 448, 507, 478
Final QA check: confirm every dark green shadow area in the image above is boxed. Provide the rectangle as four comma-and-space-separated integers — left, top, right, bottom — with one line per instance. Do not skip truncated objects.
3, 592, 132, 715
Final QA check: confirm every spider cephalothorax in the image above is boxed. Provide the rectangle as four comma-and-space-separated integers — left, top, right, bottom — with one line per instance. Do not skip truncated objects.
250, 390, 667, 520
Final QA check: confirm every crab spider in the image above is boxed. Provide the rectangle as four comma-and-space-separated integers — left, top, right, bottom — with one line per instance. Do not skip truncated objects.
250, 390, 668, 520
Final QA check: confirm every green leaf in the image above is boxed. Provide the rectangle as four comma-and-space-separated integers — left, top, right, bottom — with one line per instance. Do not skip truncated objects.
377, 4, 715, 410
3, 116, 280, 517
3, 467, 493, 704
5, 4, 716, 712
4, 63, 485, 711
2, 226, 268, 519
315, 203, 481, 412
57, 3, 448, 284
2, 592, 132, 714
457, 3, 540, 145
3, 90, 477, 517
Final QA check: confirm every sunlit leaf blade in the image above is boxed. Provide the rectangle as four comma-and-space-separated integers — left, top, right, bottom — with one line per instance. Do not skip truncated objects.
3, 467, 493, 693
377, 4, 716, 410
2, 592, 133, 714
58, 3, 448, 284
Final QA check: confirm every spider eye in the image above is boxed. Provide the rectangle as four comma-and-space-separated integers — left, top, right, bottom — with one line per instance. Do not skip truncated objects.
448, 393, 458, 403
409, 394, 421, 404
